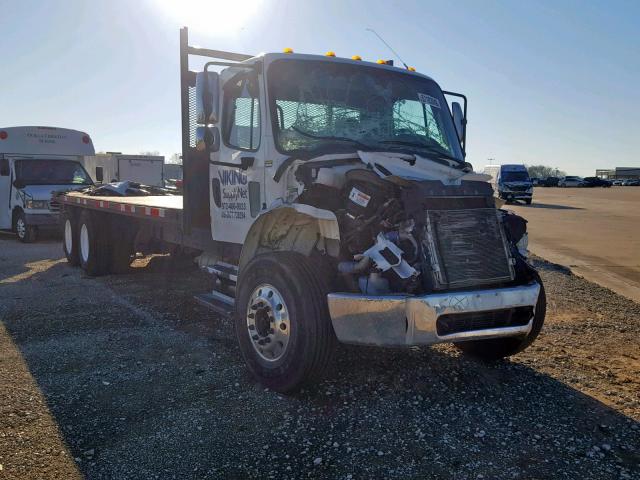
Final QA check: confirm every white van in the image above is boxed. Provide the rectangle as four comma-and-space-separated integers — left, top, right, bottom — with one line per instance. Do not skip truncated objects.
0, 126, 95, 242
483, 164, 533, 204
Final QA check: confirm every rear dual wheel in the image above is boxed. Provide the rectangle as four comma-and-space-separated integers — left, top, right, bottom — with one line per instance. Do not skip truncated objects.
78, 210, 109, 276
62, 212, 80, 266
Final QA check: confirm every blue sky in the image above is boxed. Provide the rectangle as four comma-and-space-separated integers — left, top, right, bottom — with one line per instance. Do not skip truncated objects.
1, 0, 638, 175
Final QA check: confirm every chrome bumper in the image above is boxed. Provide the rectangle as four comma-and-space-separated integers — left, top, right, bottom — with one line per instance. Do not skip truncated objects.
327, 283, 541, 346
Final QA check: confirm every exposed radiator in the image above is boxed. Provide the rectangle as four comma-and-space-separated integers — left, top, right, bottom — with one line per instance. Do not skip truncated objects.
423, 208, 514, 290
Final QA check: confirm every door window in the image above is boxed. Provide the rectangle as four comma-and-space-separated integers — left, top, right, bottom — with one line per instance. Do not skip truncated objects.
223, 74, 261, 151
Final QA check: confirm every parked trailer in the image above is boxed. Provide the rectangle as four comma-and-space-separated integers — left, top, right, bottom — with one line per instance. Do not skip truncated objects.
59, 28, 546, 393
83, 154, 165, 186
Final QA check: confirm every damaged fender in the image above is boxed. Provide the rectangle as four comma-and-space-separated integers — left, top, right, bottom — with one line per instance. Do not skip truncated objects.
238, 203, 340, 272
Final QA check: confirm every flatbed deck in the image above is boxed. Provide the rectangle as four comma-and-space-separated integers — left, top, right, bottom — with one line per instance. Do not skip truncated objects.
61, 191, 183, 223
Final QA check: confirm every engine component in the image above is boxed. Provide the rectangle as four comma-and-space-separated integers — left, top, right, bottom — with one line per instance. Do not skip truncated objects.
358, 272, 390, 295
338, 256, 371, 274
363, 232, 418, 279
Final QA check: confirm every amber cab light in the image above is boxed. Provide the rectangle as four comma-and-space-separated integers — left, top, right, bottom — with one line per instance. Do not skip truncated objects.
0, 131, 7, 140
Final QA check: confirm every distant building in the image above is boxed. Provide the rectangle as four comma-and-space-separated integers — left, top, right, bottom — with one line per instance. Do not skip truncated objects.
595, 167, 640, 179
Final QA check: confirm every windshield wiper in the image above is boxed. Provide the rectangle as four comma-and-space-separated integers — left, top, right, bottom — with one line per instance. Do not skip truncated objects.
291, 126, 371, 150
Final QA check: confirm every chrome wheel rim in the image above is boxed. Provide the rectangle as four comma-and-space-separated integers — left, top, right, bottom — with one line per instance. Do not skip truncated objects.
16, 218, 26, 238
80, 223, 89, 263
64, 219, 73, 254
246, 284, 291, 362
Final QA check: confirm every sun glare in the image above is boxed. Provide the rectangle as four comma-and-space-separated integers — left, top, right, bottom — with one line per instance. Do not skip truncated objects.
155, 0, 264, 35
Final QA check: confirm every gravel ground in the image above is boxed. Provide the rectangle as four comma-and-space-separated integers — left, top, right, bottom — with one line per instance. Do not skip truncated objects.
0, 235, 638, 479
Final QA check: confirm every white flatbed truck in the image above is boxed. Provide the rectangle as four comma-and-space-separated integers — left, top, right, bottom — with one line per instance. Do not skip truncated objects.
58, 28, 546, 392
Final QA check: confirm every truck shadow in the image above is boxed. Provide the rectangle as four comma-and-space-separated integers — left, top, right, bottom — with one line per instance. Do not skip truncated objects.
520, 202, 584, 210
1, 256, 638, 479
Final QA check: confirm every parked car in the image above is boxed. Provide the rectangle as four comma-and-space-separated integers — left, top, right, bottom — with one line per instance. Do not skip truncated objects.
582, 177, 612, 188
612, 179, 624, 186
622, 179, 640, 186
558, 176, 585, 187
531, 177, 540, 186
540, 176, 559, 187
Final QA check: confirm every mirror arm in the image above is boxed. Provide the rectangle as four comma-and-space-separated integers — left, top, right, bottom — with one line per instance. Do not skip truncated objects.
204, 61, 256, 71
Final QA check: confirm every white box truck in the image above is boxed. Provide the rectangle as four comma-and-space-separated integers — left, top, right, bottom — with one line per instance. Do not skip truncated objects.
56, 28, 545, 392
83, 154, 164, 186
0, 126, 95, 242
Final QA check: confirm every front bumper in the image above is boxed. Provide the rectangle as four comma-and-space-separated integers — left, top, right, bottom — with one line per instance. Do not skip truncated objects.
24, 212, 59, 227
328, 282, 541, 346
500, 191, 532, 200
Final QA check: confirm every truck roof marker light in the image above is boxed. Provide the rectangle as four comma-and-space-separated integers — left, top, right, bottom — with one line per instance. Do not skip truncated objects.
82, 135, 90, 144
407, 66, 416, 71
0, 131, 7, 140
283, 47, 294, 54
325, 51, 336, 57
376, 59, 386, 64
351, 55, 362, 61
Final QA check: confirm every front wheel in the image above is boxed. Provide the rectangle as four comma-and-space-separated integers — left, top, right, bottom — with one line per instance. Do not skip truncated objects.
235, 252, 335, 393
455, 281, 546, 360
15, 211, 37, 243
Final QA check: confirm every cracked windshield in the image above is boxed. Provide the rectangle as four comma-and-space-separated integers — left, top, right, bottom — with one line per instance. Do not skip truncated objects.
268, 59, 463, 162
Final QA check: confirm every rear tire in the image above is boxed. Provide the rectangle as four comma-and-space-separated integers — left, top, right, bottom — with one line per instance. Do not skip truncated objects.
78, 210, 109, 276
235, 252, 335, 393
525, 199, 532, 205
455, 281, 546, 360
15, 211, 37, 243
62, 212, 80, 266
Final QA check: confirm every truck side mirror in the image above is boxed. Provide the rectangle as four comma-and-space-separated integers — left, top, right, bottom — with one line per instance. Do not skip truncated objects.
196, 126, 220, 153
196, 71, 220, 125
452, 102, 465, 143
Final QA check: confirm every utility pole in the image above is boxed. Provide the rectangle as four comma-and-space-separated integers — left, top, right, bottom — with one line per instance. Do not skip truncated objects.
488, 158, 495, 165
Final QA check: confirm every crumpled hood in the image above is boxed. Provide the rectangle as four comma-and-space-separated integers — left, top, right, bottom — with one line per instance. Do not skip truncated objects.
19, 184, 87, 201
357, 151, 490, 185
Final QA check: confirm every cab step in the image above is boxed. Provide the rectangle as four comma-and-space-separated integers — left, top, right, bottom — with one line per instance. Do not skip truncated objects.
194, 290, 235, 317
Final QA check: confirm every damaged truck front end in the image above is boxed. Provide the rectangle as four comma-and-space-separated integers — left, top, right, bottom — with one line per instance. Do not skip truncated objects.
290, 154, 544, 352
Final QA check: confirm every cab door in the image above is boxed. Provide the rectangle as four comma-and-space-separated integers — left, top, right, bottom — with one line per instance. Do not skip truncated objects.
210, 70, 264, 244
0, 158, 11, 229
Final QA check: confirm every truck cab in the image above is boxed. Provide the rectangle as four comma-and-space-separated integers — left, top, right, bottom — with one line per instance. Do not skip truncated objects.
0, 126, 95, 242
483, 164, 533, 204
185, 36, 544, 391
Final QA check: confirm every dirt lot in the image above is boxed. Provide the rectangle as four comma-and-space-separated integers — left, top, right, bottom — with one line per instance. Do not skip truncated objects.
509, 187, 640, 302
0, 234, 639, 479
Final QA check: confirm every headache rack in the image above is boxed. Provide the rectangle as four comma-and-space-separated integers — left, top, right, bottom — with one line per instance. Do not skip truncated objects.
179, 27, 253, 235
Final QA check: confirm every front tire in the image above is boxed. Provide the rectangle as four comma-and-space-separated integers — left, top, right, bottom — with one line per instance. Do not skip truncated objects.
15, 211, 37, 243
235, 252, 335, 393
455, 282, 546, 360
